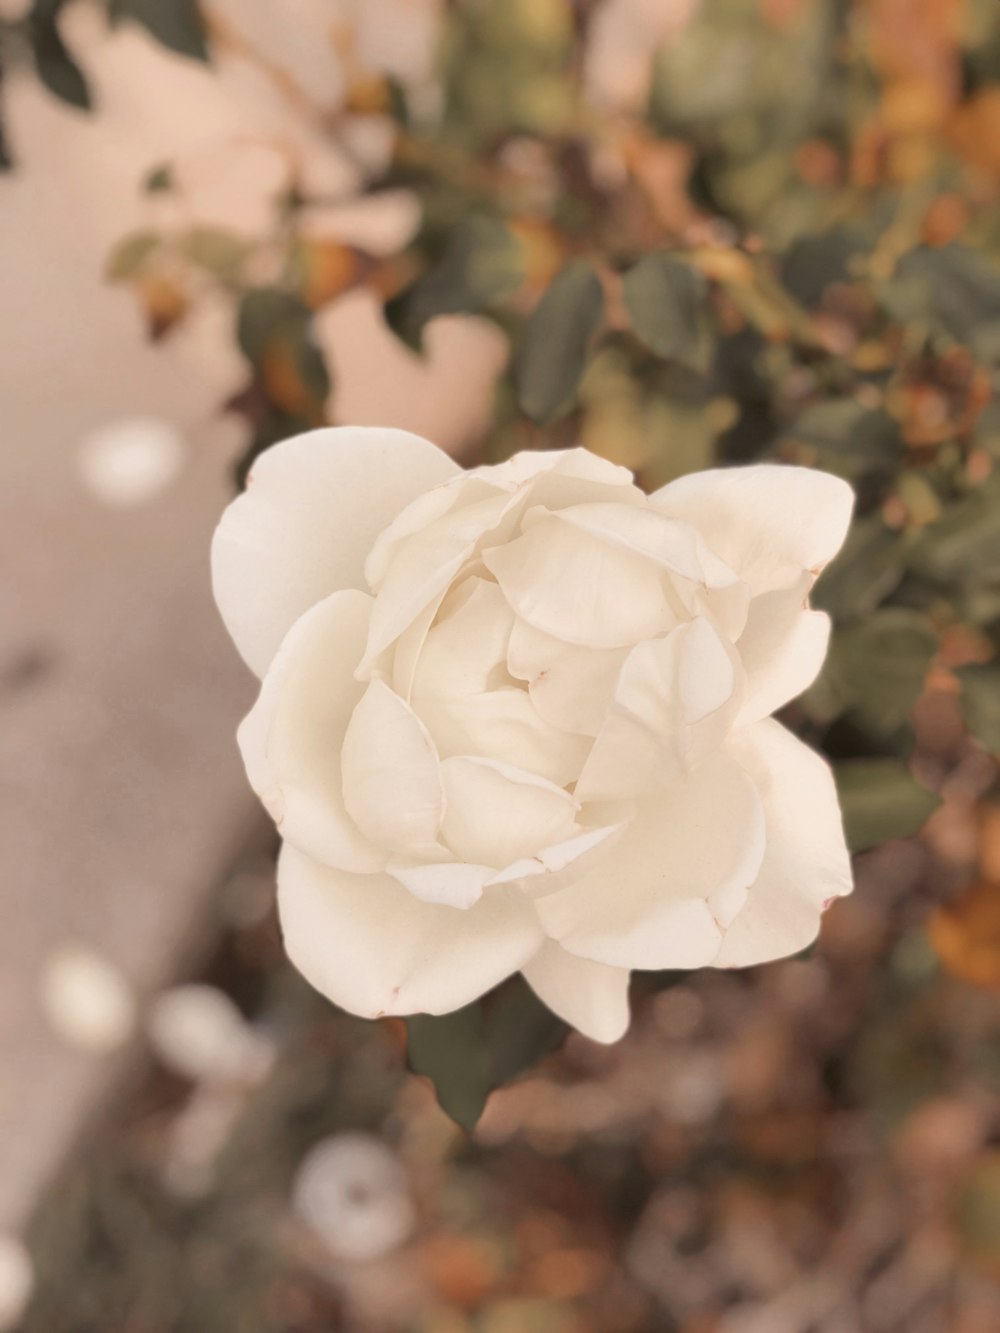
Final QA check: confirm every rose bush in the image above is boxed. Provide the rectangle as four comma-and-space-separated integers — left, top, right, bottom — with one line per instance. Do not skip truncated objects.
213, 427, 854, 1043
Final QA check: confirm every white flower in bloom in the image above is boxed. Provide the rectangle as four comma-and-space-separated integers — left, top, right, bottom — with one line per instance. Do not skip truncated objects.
213, 428, 854, 1043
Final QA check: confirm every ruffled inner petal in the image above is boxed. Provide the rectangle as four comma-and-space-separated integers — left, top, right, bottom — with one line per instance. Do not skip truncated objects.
507, 618, 628, 737
341, 679, 444, 850
575, 618, 741, 802
416, 688, 590, 787
440, 756, 580, 868
359, 488, 525, 671
483, 515, 676, 648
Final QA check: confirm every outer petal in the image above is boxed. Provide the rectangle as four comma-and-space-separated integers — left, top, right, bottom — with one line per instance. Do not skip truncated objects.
466, 445, 638, 492
537, 754, 766, 969
736, 575, 832, 724
278, 845, 543, 1017
341, 680, 444, 850
522, 941, 630, 1044
237, 589, 384, 873
652, 464, 854, 594
212, 426, 459, 676
715, 719, 852, 966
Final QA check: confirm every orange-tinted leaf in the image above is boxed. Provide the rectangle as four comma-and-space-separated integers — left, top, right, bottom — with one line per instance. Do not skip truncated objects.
418, 1233, 505, 1309
135, 274, 190, 340
261, 341, 327, 423
294, 240, 371, 310
929, 882, 1000, 991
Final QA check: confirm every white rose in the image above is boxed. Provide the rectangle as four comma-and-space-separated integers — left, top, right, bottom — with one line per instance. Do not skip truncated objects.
213, 428, 854, 1043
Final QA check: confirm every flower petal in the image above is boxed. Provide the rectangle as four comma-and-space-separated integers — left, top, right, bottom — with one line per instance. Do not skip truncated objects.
575, 619, 740, 802
440, 757, 579, 868
364, 474, 495, 588
537, 754, 766, 969
493, 822, 626, 894
341, 680, 444, 850
409, 578, 590, 784
483, 515, 675, 648
416, 688, 590, 787
545, 501, 751, 639
360, 490, 523, 670
652, 464, 854, 594
278, 845, 543, 1017
386, 857, 493, 910
522, 941, 630, 1044
411, 577, 515, 700
737, 576, 832, 724
212, 426, 460, 676
237, 589, 385, 873
507, 619, 627, 737
715, 719, 852, 967
467, 445, 638, 492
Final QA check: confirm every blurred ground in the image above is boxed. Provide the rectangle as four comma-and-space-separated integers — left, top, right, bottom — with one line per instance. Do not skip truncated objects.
19, 781, 1000, 1331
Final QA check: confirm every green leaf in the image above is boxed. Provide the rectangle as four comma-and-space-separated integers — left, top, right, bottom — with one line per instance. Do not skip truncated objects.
515, 260, 604, 423
105, 230, 161, 281
835, 759, 940, 852
30, 5, 92, 110
808, 609, 937, 737
883, 245, 1000, 363
237, 289, 310, 363
810, 515, 906, 620
406, 976, 566, 1131
908, 476, 1000, 587
956, 664, 1000, 753
181, 226, 247, 282
481, 974, 565, 1087
622, 253, 711, 372
143, 163, 175, 193
780, 401, 902, 485
237, 289, 331, 419
781, 228, 863, 307
385, 215, 522, 351
109, 0, 209, 62
406, 1007, 492, 1133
